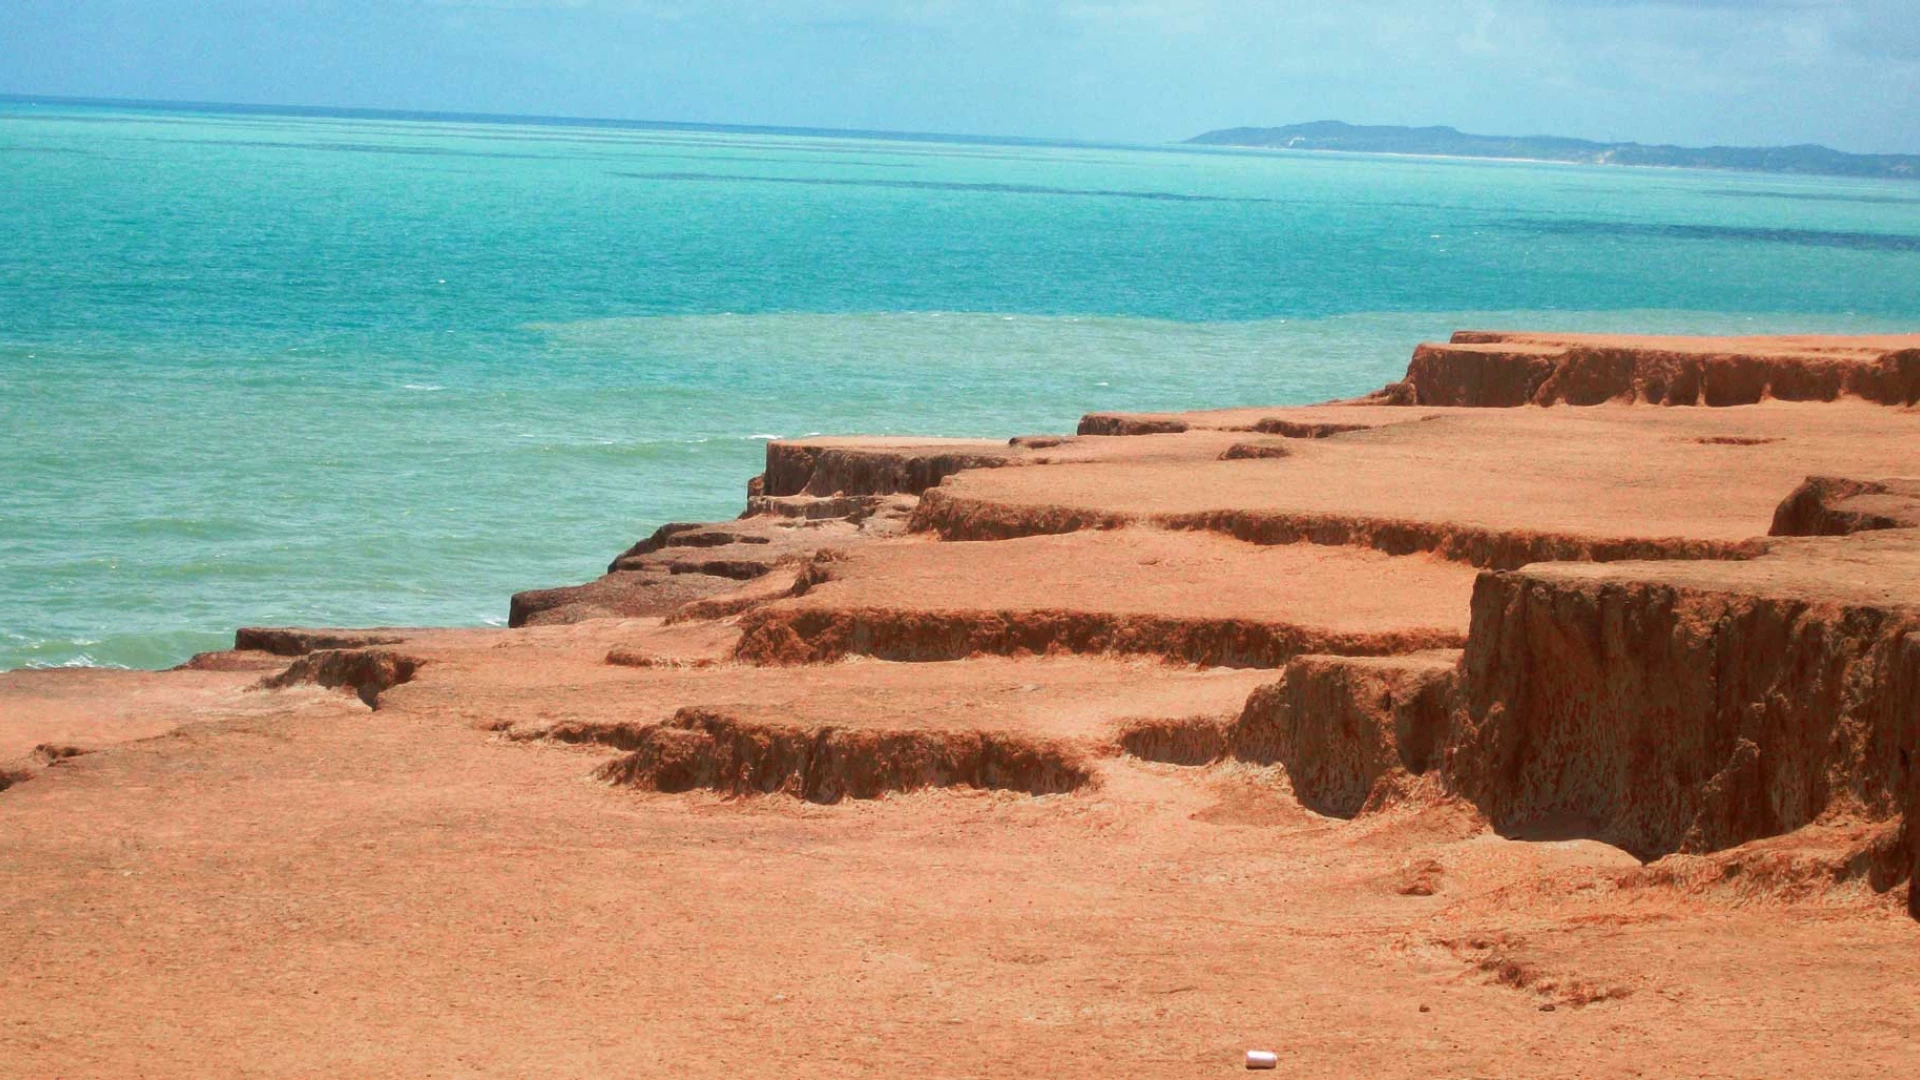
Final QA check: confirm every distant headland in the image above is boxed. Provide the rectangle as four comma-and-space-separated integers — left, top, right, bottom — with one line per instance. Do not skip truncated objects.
1189, 121, 1920, 180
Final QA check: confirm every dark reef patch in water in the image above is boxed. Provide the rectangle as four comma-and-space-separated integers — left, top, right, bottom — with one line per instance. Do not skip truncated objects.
1509, 218, 1920, 253
159, 138, 556, 161
613, 171, 1272, 204
1702, 189, 1920, 207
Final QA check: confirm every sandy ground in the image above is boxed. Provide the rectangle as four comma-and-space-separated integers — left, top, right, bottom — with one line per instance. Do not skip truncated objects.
3, 650, 1916, 1078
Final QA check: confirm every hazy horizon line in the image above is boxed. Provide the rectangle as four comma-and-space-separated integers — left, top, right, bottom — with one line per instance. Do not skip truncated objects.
4, 91, 1903, 171
0, 91, 1134, 152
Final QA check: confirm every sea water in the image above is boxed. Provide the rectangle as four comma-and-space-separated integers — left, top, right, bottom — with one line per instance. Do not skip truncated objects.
4, 99, 1918, 670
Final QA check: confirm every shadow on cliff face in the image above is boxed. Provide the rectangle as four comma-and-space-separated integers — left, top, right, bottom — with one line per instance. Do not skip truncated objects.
1491, 812, 1616, 846
1101, 572, 1915, 915
528, 707, 1095, 802
1225, 653, 1459, 820
1451, 569, 1917, 866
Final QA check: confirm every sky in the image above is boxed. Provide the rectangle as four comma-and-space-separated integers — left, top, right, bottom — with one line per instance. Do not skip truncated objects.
2, 0, 1917, 152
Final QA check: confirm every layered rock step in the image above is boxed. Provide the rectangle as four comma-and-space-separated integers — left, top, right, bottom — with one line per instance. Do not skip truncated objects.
756, 435, 1017, 497
924, 402, 1920, 567
735, 528, 1476, 667
523, 657, 1272, 801
1076, 403, 1423, 438
1227, 650, 1462, 818
1453, 529, 1920, 873
217, 617, 1273, 801
1111, 528, 1920, 907
508, 496, 914, 627
509, 428, 1316, 627
1384, 330, 1920, 407
248, 619, 1271, 801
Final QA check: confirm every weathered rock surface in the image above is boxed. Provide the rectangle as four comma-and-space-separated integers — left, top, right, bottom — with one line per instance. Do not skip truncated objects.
419, 632, 1273, 801
1450, 533, 1920, 864
233, 626, 407, 655
591, 706, 1094, 800
256, 647, 421, 708
1379, 331, 1920, 408
924, 401, 1920, 567
508, 458, 920, 626
735, 529, 1475, 667
759, 436, 1015, 497
1077, 404, 1423, 438
508, 567, 746, 626
1229, 651, 1461, 817
1770, 476, 1920, 537
916, 487, 1769, 568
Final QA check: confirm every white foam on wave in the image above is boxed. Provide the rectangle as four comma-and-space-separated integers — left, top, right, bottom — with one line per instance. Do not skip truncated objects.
24, 654, 130, 671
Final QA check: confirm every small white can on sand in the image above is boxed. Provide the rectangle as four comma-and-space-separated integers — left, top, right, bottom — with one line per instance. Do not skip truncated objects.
1246, 1049, 1279, 1070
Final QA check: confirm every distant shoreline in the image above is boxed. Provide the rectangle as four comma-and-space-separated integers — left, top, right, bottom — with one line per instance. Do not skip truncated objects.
1190, 122, 1920, 182
15, 95, 1913, 183
1186, 144, 1830, 182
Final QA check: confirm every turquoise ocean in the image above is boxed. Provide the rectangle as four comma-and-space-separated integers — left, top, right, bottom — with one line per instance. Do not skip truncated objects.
4, 99, 1919, 670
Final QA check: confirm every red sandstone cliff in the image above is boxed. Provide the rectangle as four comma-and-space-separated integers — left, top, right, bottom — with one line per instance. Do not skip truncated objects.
1374, 332, 1920, 408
